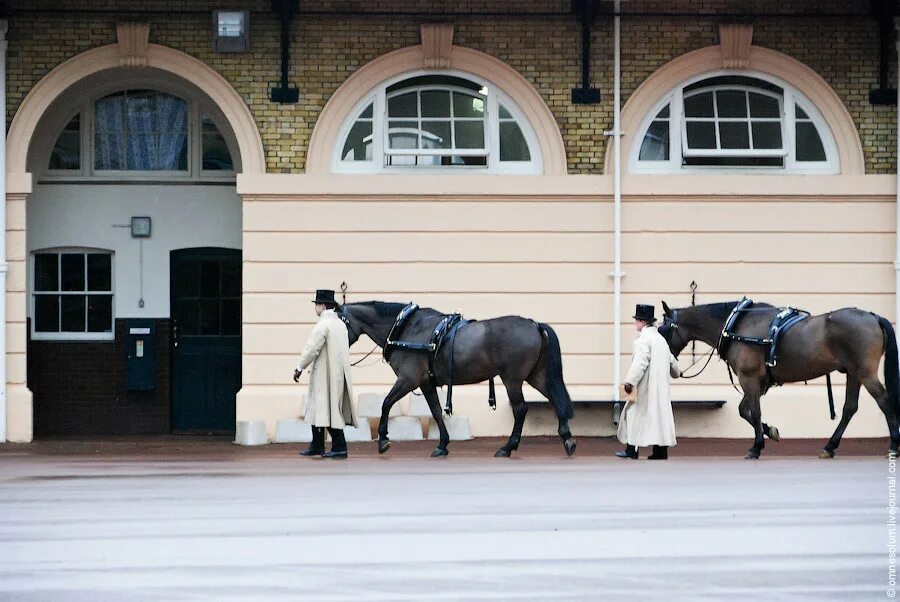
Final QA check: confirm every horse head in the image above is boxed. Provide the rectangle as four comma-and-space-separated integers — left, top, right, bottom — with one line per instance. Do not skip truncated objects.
659, 300, 689, 358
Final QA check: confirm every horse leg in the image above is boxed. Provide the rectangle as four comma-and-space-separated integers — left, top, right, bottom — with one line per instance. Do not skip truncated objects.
862, 375, 900, 456
495, 379, 526, 458
526, 374, 576, 457
737, 380, 765, 459
820, 376, 862, 459
422, 386, 450, 458
376, 379, 417, 454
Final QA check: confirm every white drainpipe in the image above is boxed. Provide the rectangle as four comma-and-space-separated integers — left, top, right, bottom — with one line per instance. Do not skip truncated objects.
611, 0, 623, 408
0, 20, 8, 443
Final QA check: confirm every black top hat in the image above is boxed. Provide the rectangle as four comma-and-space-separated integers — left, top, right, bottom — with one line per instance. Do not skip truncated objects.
312, 289, 337, 305
633, 304, 656, 323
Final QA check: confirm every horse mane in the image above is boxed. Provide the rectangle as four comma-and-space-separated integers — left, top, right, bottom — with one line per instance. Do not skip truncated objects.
693, 300, 775, 320
350, 300, 443, 319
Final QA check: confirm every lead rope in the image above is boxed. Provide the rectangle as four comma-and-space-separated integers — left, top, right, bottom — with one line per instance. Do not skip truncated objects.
677, 344, 717, 379
350, 344, 380, 367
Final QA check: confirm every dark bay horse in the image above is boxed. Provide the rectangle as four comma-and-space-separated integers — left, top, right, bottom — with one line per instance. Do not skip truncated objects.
339, 301, 576, 458
659, 300, 899, 459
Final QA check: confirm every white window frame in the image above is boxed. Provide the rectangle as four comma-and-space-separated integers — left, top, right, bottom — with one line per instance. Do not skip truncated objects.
30, 248, 116, 342
332, 70, 542, 174
630, 71, 839, 175
39, 86, 238, 183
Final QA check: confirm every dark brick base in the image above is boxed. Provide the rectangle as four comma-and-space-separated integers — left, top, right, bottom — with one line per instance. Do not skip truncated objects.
28, 319, 172, 436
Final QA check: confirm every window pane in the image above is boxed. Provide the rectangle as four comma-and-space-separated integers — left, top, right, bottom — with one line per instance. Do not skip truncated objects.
60, 254, 86, 292
34, 295, 60, 332
749, 93, 780, 118
199, 298, 220, 335
222, 299, 241, 336
341, 121, 373, 161
200, 261, 220, 297
388, 93, 418, 118
221, 261, 241, 297
95, 94, 125, 133
499, 121, 531, 161
655, 105, 670, 119
34, 254, 58, 292
498, 104, 513, 119
178, 299, 200, 335
174, 261, 200, 298
61, 295, 86, 332
49, 115, 81, 170
639, 121, 670, 160
95, 133, 127, 170
684, 92, 714, 118
421, 90, 451, 117
87, 254, 112, 292
751, 122, 783, 150
202, 117, 235, 170
388, 121, 419, 149
719, 122, 750, 149
685, 122, 717, 149
158, 133, 188, 170
421, 121, 452, 149
454, 121, 485, 149
359, 103, 373, 119
716, 90, 747, 118
796, 105, 810, 120
796, 122, 826, 161
452, 92, 485, 118
127, 91, 158, 132
87, 295, 113, 333
127, 134, 158, 171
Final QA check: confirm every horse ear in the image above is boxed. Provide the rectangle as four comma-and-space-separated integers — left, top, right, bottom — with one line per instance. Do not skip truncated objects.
662, 300, 672, 316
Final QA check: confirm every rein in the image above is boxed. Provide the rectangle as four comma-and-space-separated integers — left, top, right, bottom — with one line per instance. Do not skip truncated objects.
677, 344, 717, 379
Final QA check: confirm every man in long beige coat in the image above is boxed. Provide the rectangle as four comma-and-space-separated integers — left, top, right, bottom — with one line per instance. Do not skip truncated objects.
292, 289, 358, 459
616, 304, 681, 460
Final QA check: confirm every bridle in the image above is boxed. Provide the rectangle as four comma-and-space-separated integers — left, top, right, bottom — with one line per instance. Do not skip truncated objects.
338, 307, 381, 367
662, 309, 717, 379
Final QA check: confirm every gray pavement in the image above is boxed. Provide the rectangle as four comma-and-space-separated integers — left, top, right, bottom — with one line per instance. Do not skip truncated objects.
0, 453, 890, 601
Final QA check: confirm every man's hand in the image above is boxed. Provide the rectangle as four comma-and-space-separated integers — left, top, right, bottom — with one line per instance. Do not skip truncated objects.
623, 383, 634, 395
292, 369, 302, 383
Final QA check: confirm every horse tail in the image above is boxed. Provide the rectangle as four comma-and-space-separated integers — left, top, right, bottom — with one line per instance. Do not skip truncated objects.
877, 315, 900, 424
538, 323, 574, 419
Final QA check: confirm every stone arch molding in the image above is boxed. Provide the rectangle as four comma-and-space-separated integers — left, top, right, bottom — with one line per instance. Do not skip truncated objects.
6, 43, 266, 190
606, 44, 866, 175
306, 43, 569, 176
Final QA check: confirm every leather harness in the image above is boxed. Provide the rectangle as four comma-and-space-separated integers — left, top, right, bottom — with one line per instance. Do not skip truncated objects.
383, 303, 495, 415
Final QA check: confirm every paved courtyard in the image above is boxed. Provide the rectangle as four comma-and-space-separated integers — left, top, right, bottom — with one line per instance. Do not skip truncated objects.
0, 438, 891, 601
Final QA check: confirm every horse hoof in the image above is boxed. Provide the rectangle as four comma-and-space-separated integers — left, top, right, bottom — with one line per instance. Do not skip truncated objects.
767, 426, 781, 442
377, 439, 391, 454
494, 448, 511, 458
431, 448, 449, 458
564, 439, 577, 457
744, 451, 760, 460
819, 449, 835, 459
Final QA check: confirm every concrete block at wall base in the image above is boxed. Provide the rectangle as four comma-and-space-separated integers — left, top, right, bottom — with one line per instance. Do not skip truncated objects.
235, 420, 269, 446
406, 394, 436, 417
386, 416, 424, 441
343, 423, 374, 442
274, 419, 313, 443
357, 392, 404, 418
428, 415, 473, 441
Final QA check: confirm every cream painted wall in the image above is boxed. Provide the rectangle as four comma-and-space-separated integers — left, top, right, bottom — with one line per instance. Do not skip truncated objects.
27, 184, 241, 319
236, 177, 897, 443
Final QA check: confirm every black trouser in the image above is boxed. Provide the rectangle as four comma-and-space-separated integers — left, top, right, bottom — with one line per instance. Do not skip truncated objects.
311, 427, 347, 452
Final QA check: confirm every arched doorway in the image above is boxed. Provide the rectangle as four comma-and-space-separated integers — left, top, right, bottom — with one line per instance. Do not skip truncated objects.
6, 44, 264, 439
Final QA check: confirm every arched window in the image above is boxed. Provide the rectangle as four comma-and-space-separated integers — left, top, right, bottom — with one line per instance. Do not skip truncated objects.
335, 74, 540, 173
631, 74, 838, 174
43, 88, 236, 180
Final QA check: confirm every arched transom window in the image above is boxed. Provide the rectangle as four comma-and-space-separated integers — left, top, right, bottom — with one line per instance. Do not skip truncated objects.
336, 74, 540, 173
632, 74, 838, 173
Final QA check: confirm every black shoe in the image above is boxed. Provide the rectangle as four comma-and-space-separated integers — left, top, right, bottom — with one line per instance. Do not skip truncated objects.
615, 445, 638, 459
323, 450, 348, 459
298, 448, 324, 457
300, 426, 326, 457
648, 445, 668, 460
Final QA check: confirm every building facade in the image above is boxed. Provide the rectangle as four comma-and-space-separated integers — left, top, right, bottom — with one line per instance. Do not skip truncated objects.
2, 0, 898, 443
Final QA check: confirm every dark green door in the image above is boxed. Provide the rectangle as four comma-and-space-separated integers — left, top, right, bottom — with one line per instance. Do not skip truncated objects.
170, 248, 241, 433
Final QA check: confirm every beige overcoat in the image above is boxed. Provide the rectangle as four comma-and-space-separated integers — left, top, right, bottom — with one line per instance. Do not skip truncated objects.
617, 325, 680, 447
296, 309, 358, 429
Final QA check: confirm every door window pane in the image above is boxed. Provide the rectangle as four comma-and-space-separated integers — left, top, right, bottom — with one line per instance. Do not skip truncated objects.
221, 261, 241, 297
200, 261, 221, 297
222, 299, 241, 336
199, 299, 221, 335
179, 299, 201, 335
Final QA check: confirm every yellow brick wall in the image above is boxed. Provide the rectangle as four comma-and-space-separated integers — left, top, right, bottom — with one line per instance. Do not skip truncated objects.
4, 0, 896, 173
